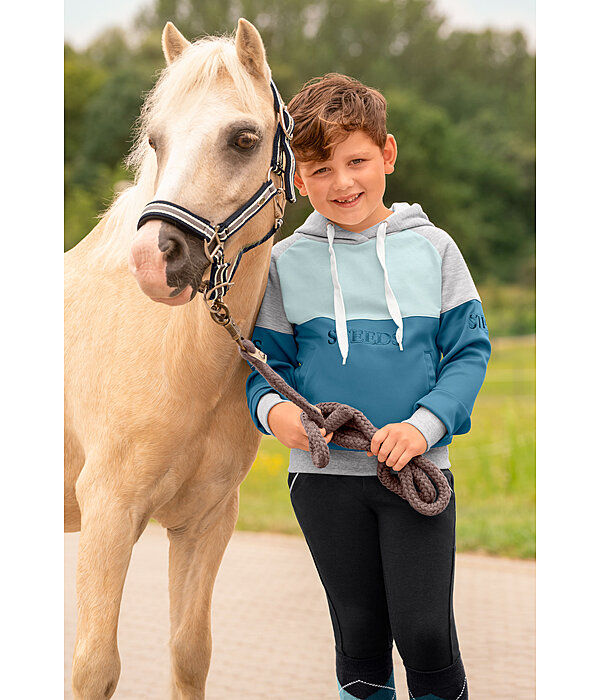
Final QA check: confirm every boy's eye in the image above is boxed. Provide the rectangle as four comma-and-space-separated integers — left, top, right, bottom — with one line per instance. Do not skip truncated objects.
350, 158, 364, 165
312, 167, 328, 175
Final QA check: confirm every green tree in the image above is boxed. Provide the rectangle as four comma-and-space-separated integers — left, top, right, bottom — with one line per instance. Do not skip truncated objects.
64, 44, 107, 164
71, 64, 154, 189
64, 0, 535, 291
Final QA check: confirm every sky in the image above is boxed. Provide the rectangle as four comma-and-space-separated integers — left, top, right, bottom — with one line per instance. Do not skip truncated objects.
64, 0, 536, 50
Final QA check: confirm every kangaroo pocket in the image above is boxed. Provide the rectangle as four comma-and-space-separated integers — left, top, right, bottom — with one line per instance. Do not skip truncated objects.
423, 350, 437, 390
293, 321, 327, 395
294, 342, 318, 396
298, 335, 437, 431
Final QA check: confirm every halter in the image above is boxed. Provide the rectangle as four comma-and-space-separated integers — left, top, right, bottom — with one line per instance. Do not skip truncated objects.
136, 78, 296, 305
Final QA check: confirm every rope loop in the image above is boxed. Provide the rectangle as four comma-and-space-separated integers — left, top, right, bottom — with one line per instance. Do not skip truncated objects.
239, 339, 451, 516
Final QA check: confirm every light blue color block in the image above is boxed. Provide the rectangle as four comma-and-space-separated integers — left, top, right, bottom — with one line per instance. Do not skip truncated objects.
276, 230, 442, 325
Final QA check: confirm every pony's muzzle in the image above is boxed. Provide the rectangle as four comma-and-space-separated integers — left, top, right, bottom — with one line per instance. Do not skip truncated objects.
129, 221, 192, 305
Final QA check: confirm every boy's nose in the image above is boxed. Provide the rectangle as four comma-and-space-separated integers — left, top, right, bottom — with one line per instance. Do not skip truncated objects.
332, 172, 354, 191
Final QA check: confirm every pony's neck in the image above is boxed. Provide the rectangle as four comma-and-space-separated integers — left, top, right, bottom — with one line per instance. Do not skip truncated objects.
162, 228, 273, 403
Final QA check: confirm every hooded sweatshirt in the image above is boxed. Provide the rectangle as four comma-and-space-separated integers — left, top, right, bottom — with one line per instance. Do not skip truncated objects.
245, 202, 491, 475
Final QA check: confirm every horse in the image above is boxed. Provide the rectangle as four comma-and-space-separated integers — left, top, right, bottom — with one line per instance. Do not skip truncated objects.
64, 19, 292, 699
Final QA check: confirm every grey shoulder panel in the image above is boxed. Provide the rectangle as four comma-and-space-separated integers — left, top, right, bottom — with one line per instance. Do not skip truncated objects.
254, 232, 303, 334
271, 230, 304, 263
413, 226, 480, 313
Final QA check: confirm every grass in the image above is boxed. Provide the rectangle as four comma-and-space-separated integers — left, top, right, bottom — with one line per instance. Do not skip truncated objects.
238, 336, 535, 559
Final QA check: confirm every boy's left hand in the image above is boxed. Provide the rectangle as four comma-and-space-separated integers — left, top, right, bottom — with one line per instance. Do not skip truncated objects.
367, 423, 427, 471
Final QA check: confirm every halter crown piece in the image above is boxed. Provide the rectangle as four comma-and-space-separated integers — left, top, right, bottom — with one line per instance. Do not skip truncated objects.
136, 79, 296, 304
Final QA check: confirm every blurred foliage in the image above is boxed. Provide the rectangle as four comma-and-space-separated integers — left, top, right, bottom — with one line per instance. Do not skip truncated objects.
65, 0, 535, 296
480, 283, 536, 337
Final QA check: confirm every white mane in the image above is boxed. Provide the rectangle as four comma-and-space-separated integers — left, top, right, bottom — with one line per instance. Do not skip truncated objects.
95, 35, 268, 268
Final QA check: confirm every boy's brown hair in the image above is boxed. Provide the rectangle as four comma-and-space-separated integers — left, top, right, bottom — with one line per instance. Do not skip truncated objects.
287, 73, 387, 163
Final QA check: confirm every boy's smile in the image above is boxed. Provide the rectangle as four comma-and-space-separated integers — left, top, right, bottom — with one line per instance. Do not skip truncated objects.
294, 130, 397, 232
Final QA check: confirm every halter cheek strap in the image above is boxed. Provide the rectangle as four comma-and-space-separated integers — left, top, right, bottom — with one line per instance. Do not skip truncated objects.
136, 78, 296, 303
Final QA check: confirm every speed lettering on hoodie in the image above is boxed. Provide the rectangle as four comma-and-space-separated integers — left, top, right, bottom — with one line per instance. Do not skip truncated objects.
328, 328, 400, 346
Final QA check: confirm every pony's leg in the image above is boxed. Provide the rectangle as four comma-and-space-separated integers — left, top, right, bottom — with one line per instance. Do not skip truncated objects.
167, 489, 239, 700
64, 426, 84, 532
71, 470, 147, 700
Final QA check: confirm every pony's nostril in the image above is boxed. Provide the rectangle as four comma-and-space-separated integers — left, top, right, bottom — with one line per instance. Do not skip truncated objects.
158, 226, 190, 272
163, 236, 182, 259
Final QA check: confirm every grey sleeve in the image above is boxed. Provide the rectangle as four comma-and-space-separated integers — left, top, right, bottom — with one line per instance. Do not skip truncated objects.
257, 393, 291, 434
439, 237, 480, 312
415, 225, 480, 311
255, 233, 301, 333
402, 407, 448, 450
401, 227, 479, 448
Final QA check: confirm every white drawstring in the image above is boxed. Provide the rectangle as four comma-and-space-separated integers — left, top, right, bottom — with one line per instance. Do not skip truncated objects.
327, 220, 404, 363
375, 221, 404, 350
326, 223, 349, 364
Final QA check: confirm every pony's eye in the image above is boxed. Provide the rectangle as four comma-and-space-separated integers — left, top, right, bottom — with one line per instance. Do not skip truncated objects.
234, 133, 259, 150
148, 137, 156, 150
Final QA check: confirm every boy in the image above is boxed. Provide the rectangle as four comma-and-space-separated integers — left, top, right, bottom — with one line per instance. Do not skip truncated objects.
246, 73, 490, 700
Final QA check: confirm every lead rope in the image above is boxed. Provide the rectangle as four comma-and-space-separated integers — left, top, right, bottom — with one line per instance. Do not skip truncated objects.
238, 338, 451, 517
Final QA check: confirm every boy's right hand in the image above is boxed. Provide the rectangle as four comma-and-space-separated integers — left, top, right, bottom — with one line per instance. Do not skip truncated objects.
268, 402, 333, 451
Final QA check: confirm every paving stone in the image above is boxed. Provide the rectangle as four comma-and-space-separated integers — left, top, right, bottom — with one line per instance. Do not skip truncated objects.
65, 526, 535, 699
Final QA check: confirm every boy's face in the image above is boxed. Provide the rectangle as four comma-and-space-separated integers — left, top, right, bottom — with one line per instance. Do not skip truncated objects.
294, 130, 397, 232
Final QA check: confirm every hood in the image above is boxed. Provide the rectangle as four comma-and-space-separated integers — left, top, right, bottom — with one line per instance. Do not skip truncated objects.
295, 202, 433, 243
294, 203, 433, 364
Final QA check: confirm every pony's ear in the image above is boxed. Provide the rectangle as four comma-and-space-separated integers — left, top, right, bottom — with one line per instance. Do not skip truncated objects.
162, 22, 191, 65
235, 18, 270, 83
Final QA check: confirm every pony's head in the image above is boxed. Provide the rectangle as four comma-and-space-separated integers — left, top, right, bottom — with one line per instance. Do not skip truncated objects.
128, 19, 281, 306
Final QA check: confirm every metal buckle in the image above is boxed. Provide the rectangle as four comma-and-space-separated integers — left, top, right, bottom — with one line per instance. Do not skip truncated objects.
204, 231, 222, 261
278, 102, 294, 140
274, 187, 286, 221
245, 345, 268, 363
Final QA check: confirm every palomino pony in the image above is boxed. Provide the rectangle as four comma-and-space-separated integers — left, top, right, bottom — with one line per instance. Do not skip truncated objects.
65, 19, 293, 699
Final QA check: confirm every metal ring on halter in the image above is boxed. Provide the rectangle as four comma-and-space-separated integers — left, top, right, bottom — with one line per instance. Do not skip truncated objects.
267, 164, 283, 180
207, 300, 232, 324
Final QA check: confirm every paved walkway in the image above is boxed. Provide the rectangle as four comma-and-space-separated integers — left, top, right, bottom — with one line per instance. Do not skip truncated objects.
65, 526, 535, 699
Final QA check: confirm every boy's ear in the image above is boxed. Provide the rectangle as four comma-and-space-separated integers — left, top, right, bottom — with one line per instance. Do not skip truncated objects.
383, 134, 398, 175
294, 171, 308, 197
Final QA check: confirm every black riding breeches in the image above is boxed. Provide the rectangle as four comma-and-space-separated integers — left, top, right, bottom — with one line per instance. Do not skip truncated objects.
288, 469, 468, 700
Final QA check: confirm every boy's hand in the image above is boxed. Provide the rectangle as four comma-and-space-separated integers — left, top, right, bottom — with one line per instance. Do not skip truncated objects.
268, 402, 333, 451
368, 423, 427, 471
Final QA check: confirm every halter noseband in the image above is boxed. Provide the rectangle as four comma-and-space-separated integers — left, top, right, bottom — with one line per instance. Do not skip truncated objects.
136, 79, 296, 304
